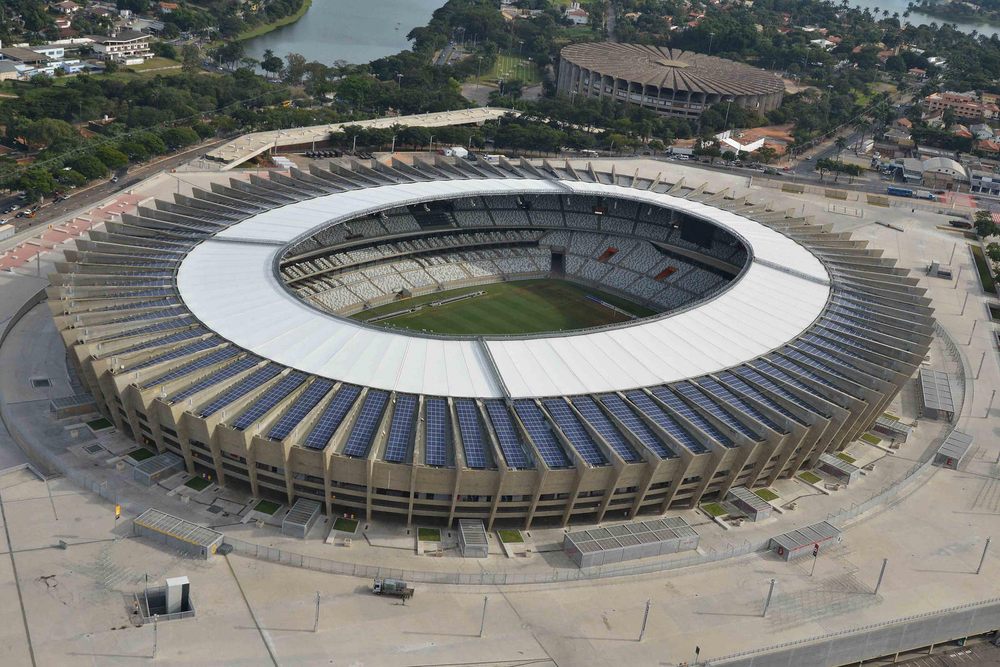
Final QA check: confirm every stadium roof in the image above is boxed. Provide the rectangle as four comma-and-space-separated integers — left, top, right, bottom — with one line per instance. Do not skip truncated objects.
177, 178, 830, 399
559, 43, 785, 97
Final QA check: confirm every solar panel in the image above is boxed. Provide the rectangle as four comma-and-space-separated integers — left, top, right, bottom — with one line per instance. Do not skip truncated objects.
624, 390, 709, 454
652, 386, 738, 446
597, 394, 675, 459
543, 399, 608, 466
198, 364, 283, 417
106, 316, 197, 342
141, 346, 240, 389
304, 384, 361, 449
570, 396, 642, 463
484, 400, 531, 469
797, 339, 864, 373
266, 379, 334, 441
676, 382, 762, 440
455, 399, 490, 469
424, 398, 451, 467
765, 355, 840, 391
169, 357, 260, 404
128, 337, 220, 371
231, 372, 308, 431
781, 350, 853, 385
513, 400, 572, 468
716, 371, 803, 424
342, 390, 388, 458
115, 328, 204, 356
697, 378, 782, 432
384, 394, 417, 463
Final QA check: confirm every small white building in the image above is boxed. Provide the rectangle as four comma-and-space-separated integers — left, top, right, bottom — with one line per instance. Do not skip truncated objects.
564, 2, 590, 24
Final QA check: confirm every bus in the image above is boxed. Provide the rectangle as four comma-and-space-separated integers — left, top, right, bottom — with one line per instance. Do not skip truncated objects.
886, 186, 914, 198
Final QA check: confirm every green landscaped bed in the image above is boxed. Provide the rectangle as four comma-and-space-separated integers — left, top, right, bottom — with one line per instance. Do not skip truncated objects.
253, 500, 281, 515
753, 488, 779, 502
126, 447, 155, 462
860, 433, 882, 446
971, 244, 997, 294
498, 529, 523, 543
333, 517, 359, 533
87, 417, 114, 431
184, 476, 211, 491
836, 452, 858, 464
799, 471, 823, 485
418, 527, 442, 542
701, 502, 728, 518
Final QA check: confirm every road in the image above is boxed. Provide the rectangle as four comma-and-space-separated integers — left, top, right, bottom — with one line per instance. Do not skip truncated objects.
4, 137, 228, 235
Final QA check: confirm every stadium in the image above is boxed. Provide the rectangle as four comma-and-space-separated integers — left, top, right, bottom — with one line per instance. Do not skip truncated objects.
557, 43, 786, 118
49, 156, 933, 529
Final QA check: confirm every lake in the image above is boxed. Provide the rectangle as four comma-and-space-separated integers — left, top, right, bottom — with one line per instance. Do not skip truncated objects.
245, 0, 444, 65
845, 0, 999, 36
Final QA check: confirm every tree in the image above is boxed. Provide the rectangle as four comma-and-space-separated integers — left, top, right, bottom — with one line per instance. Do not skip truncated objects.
753, 146, 778, 164
181, 44, 201, 73
160, 126, 200, 149
834, 136, 848, 160
17, 168, 56, 201
261, 49, 283, 80
20, 119, 77, 149
94, 145, 129, 170
284, 53, 308, 84
213, 41, 245, 70
975, 210, 998, 238
987, 242, 1000, 264
68, 155, 109, 180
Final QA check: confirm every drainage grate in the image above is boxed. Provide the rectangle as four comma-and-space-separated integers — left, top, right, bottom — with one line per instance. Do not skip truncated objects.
207, 505, 224, 514
31, 378, 51, 388
84, 444, 105, 455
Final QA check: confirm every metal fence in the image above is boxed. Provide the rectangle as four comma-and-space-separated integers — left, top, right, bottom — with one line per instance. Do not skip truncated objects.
704, 597, 1000, 666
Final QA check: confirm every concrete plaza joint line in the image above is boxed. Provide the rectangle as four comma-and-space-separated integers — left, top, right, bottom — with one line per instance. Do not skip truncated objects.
0, 156, 996, 666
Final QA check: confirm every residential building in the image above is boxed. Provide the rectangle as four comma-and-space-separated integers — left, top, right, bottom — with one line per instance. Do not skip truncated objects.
970, 170, 1000, 196
564, 2, 590, 24
924, 92, 985, 120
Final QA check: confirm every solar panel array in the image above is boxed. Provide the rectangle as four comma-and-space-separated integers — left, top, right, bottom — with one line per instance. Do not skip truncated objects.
342, 390, 389, 458
141, 347, 240, 389
455, 399, 490, 469
129, 337, 220, 371
598, 393, 675, 459
198, 364, 283, 417
653, 386, 739, 446
424, 398, 451, 467
624, 390, 709, 454
543, 399, 608, 466
715, 371, 803, 424
571, 396, 642, 463
384, 394, 417, 463
513, 400, 572, 468
169, 356, 261, 404
672, 382, 762, 440
484, 400, 531, 469
304, 384, 361, 449
766, 355, 840, 392
267, 379, 335, 441
697, 378, 781, 433
797, 339, 864, 373
231, 372, 308, 431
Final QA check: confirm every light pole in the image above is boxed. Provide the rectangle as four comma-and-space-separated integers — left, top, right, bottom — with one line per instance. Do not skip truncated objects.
429, 135, 434, 152
708, 32, 715, 55
390, 134, 396, 154
476, 56, 483, 89
724, 97, 734, 131
396, 73, 403, 88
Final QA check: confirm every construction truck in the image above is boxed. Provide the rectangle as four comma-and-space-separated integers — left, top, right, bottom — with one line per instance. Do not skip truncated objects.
372, 578, 413, 599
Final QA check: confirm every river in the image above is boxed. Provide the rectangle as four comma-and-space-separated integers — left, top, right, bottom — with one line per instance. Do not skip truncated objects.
245, 0, 444, 65
844, 0, 998, 36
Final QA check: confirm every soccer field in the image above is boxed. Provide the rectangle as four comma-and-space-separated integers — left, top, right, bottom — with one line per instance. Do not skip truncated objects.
353, 279, 656, 336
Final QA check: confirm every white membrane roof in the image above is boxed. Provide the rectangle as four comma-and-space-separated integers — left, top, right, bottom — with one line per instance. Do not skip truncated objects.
176, 178, 830, 398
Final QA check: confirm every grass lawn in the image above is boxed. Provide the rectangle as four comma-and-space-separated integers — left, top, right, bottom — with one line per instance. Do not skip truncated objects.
836, 452, 857, 464
799, 471, 822, 485
701, 502, 727, 518
126, 447, 155, 462
498, 529, 523, 543
184, 476, 211, 491
480, 52, 543, 86
355, 279, 655, 335
254, 499, 281, 515
882, 411, 900, 420
333, 517, 359, 533
754, 488, 779, 502
418, 527, 442, 542
87, 417, 114, 431
860, 433, 882, 446
971, 244, 997, 294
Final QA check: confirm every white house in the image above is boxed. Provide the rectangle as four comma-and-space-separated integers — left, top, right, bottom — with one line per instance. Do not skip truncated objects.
90, 30, 154, 63
564, 2, 590, 25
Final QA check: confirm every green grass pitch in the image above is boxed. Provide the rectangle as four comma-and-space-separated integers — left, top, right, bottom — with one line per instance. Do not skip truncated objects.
353, 279, 656, 336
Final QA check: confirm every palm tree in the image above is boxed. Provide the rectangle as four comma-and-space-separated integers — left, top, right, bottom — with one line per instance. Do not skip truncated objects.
834, 136, 848, 161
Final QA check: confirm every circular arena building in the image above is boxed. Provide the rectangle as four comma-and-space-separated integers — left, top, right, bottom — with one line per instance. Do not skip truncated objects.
557, 43, 785, 119
50, 156, 933, 529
